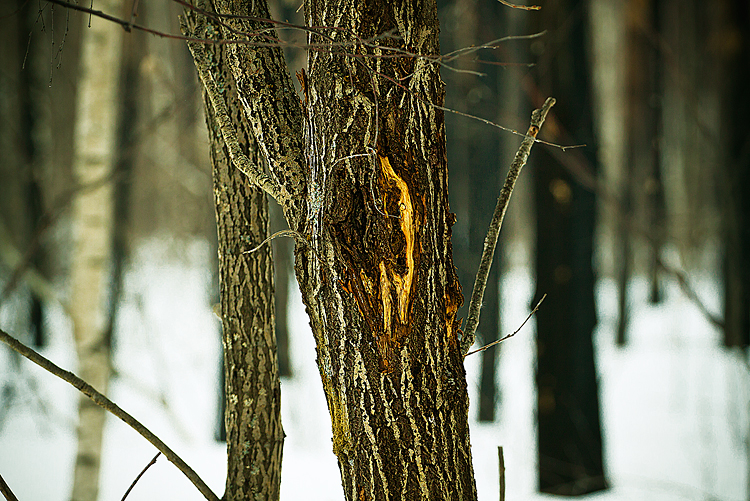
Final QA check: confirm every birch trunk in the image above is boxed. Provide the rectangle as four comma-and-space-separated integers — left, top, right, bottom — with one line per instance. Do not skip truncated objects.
69, 1, 122, 499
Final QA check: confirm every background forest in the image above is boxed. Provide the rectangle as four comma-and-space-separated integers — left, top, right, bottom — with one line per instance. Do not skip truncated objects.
0, 0, 748, 500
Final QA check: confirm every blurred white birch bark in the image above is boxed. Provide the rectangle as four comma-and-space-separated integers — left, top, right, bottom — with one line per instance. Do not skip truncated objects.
69, 1, 123, 499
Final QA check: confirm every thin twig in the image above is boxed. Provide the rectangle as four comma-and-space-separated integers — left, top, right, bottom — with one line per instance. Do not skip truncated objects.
0, 328, 220, 501
243, 229, 307, 254
242, 230, 330, 270
497, 0, 541, 10
461, 97, 555, 355
121, 452, 161, 501
498, 446, 506, 501
0, 472, 19, 501
465, 294, 546, 357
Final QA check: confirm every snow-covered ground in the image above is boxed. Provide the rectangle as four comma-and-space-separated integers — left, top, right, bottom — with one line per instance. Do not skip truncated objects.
0, 237, 747, 500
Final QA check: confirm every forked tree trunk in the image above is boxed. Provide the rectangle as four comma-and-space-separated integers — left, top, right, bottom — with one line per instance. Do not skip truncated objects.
185, 0, 477, 499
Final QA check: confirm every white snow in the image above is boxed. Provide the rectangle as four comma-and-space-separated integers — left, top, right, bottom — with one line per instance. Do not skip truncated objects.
0, 237, 747, 500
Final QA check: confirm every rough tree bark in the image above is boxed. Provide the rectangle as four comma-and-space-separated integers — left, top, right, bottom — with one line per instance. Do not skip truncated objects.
185, 0, 476, 499
300, 1, 474, 497
185, 7, 285, 499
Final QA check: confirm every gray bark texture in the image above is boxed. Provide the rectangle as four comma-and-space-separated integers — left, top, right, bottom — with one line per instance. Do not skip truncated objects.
186, 0, 477, 499
192, 12, 285, 500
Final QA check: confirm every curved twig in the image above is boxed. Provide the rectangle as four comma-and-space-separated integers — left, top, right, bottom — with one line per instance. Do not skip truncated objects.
121, 452, 161, 501
465, 294, 546, 357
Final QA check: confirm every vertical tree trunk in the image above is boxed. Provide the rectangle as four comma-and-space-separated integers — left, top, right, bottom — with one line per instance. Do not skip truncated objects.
18, 3, 51, 347
532, 0, 607, 494
270, 201, 293, 377
196, 14, 285, 501
720, 1, 750, 349
297, 1, 476, 498
624, 0, 665, 306
69, 1, 123, 499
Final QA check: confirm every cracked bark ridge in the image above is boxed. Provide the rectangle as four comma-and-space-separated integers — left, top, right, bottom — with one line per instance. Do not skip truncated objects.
294, 0, 476, 499
199, 15, 284, 501
213, 0, 307, 231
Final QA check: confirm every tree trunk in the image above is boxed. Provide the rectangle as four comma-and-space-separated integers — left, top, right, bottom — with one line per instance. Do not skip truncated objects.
296, 2, 476, 498
69, 0, 123, 499
198, 15, 284, 501
720, 1, 750, 349
270, 200, 293, 377
186, 0, 477, 498
531, 0, 607, 495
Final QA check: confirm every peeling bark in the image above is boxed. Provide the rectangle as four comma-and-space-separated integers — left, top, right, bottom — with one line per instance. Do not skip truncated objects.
292, 1, 476, 499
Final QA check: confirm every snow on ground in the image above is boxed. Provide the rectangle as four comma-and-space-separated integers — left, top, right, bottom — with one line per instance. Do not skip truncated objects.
0, 237, 747, 500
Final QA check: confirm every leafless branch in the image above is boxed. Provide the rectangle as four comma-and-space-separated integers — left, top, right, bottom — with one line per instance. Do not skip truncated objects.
497, 0, 541, 11
498, 446, 506, 501
655, 257, 724, 330
465, 294, 546, 357
180, 14, 288, 208
243, 229, 308, 254
461, 97, 555, 355
120, 452, 161, 501
0, 328, 220, 501
0, 472, 19, 501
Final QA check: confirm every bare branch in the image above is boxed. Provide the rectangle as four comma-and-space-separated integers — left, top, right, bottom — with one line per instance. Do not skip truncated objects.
181, 15, 288, 208
120, 452, 161, 501
465, 294, 546, 357
497, 0, 541, 10
498, 446, 506, 501
655, 256, 725, 331
242, 229, 306, 254
0, 328, 220, 501
0, 472, 19, 501
461, 97, 555, 355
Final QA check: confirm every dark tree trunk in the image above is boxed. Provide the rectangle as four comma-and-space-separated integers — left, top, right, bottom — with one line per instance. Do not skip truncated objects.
618, 0, 669, 344
624, 0, 665, 308
105, 22, 143, 353
531, 0, 607, 494
721, 1, 750, 349
440, 0, 504, 423
270, 200, 293, 377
